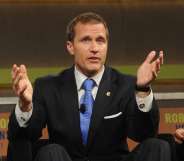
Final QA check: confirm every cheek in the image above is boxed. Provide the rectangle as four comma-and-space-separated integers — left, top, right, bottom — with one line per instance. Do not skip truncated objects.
75, 53, 86, 64
101, 48, 107, 60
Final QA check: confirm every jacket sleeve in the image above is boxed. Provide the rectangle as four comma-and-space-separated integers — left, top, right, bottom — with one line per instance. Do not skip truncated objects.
8, 78, 47, 142
125, 80, 159, 142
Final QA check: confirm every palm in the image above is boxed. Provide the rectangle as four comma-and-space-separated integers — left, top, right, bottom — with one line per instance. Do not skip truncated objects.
137, 62, 155, 87
136, 51, 163, 87
19, 78, 33, 105
12, 64, 33, 109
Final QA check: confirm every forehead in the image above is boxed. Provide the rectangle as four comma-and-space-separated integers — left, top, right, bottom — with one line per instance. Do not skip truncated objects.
74, 22, 107, 38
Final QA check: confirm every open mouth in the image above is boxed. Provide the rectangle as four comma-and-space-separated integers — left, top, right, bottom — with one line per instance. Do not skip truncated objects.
88, 57, 100, 62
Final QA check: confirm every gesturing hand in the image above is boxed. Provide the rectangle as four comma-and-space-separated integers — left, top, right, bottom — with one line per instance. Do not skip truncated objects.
174, 128, 184, 144
136, 51, 164, 88
12, 64, 33, 112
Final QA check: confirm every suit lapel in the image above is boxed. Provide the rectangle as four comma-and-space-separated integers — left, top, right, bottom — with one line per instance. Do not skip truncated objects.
57, 67, 117, 150
87, 67, 117, 149
58, 67, 84, 148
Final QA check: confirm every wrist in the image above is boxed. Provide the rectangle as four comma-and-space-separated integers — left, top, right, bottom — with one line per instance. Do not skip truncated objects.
19, 99, 32, 112
135, 85, 151, 92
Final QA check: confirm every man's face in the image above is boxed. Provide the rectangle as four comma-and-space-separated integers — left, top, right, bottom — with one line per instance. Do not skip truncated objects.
67, 22, 108, 76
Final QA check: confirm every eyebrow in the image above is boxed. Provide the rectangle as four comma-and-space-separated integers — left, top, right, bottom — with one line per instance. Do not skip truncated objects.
80, 36, 91, 41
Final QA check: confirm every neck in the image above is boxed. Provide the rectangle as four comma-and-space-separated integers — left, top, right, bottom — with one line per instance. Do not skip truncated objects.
76, 66, 104, 78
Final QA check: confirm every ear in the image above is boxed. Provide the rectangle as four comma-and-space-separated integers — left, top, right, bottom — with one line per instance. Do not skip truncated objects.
66, 41, 74, 55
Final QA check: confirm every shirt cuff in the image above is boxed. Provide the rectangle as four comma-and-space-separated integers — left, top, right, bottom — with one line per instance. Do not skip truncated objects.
15, 102, 33, 127
136, 90, 154, 112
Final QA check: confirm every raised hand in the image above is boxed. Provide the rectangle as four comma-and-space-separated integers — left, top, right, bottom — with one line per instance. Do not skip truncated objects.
136, 51, 164, 88
12, 64, 33, 112
174, 128, 184, 144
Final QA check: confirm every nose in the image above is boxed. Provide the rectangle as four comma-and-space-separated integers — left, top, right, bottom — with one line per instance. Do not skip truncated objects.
90, 41, 99, 54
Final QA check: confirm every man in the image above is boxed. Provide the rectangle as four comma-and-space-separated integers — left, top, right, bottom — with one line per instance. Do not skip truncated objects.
8, 12, 171, 161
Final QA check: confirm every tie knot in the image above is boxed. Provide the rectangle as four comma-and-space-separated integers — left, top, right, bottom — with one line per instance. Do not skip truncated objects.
82, 79, 95, 91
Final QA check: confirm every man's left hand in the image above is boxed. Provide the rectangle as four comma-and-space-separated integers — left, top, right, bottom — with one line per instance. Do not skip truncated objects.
136, 50, 164, 88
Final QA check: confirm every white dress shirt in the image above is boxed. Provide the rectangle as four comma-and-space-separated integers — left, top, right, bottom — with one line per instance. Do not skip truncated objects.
15, 66, 153, 127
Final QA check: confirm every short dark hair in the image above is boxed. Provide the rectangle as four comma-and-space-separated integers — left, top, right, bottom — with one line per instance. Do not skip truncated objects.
66, 12, 109, 42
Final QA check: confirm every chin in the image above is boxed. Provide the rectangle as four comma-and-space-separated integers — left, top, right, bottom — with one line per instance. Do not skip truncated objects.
86, 65, 102, 76
86, 70, 98, 77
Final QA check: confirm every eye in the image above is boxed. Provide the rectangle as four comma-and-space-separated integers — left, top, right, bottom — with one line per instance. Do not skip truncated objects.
80, 36, 91, 42
96, 36, 106, 44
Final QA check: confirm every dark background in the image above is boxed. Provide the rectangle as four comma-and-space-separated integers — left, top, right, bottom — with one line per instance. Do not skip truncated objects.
0, 2, 184, 67
0, 2, 184, 159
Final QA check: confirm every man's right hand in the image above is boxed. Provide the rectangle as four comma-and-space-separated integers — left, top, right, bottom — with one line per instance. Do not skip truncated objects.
174, 128, 184, 144
12, 64, 33, 112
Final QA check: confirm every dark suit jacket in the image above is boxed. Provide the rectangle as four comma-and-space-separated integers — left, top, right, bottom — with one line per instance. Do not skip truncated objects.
8, 66, 159, 161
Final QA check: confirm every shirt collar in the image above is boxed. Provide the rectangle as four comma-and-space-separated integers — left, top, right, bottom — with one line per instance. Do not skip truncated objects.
74, 65, 105, 90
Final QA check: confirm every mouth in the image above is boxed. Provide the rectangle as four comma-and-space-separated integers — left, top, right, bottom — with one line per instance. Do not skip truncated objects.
88, 57, 101, 63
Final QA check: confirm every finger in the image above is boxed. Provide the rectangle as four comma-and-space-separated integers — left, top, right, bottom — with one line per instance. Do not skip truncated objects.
11, 64, 19, 81
11, 64, 17, 76
20, 64, 27, 74
174, 136, 183, 144
14, 77, 27, 96
174, 130, 183, 144
13, 73, 25, 94
151, 52, 162, 75
14, 72, 22, 84
152, 70, 158, 78
144, 51, 156, 64
12, 64, 28, 81
17, 81, 27, 96
179, 129, 184, 137
12, 64, 18, 73
175, 132, 184, 139
12, 68, 21, 83
155, 58, 161, 73
151, 61, 158, 78
159, 50, 164, 65
175, 129, 184, 140
20, 64, 28, 79
13, 73, 26, 93
12, 69, 21, 93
